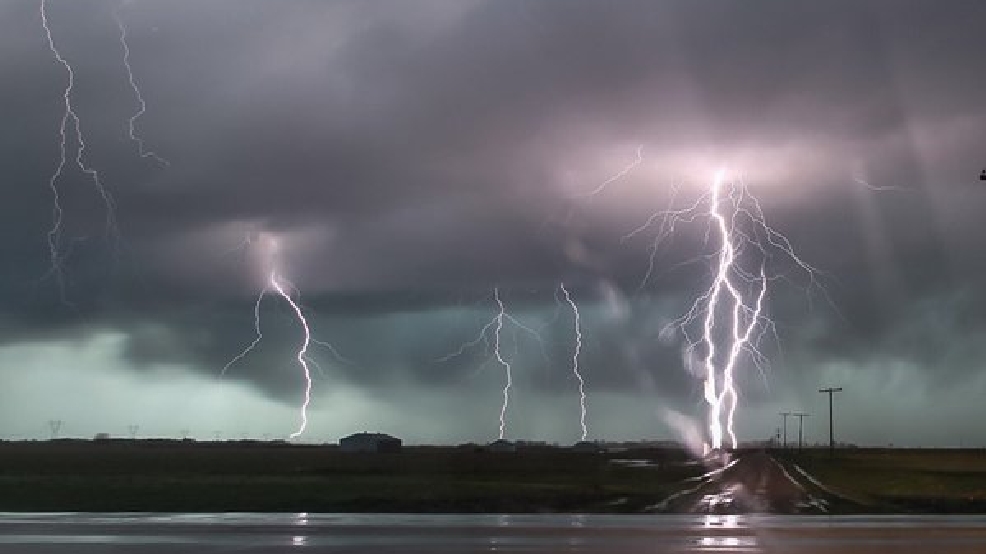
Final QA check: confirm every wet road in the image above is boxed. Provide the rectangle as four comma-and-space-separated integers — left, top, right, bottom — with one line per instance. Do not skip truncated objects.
2, 513, 986, 553
653, 451, 843, 514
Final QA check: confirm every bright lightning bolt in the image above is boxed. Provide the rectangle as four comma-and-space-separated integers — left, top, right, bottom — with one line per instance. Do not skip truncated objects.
40, 0, 118, 299
436, 287, 547, 440
222, 233, 346, 439
113, 7, 169, 167
696, 171, 768, 450
491, 289, 511, 440
268, 273, 314, 439
627, 170, 822, 453
559, 283, 588, 442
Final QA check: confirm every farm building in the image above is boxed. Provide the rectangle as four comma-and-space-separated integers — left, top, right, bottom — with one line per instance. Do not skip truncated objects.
572, 440, 605, 453
339, 432, 402, 453
488, 439, 517, 453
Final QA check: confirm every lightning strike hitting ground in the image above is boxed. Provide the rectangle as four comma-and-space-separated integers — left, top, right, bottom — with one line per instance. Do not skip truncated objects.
221, 234, 348, 439
113, 8, 169, 167
559, 283, 588, 441
583, 153, 822, 452
40, 0, 118, 299
269, 273, 314, 439
436, 287, 548, 440
649, 171, 820, 452
491, 289, 512, 440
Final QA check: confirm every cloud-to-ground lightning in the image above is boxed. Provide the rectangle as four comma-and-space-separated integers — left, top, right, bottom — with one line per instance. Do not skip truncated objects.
578, 146, 822, 453
559, 283, 588, 441
222, 233, 348, 439
491, 289, 512, 440
40, 0, 118, 298
269, 274, 314, 439
436, 287, 548, 440
650, 171, 819, 453
113, 7, 169, 167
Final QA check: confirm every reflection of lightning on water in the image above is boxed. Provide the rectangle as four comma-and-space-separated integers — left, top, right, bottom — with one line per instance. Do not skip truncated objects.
436, 287, 547, 440
559, 283, 588, 441
40, 0, 118, 298
222, 234, 349, 439
113, 7, 168, 167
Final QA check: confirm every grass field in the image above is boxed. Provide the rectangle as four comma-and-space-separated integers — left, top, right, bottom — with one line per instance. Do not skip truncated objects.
0, 440, 700, 512
776, 447, 986, 512
3, 441, 985, 513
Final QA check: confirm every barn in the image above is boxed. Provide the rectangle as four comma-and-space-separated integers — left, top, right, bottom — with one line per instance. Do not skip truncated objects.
488, 438, 517, 453
339, 432, 402, 453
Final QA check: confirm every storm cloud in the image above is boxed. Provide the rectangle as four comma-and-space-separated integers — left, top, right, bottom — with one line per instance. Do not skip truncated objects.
2, 0, 985, 445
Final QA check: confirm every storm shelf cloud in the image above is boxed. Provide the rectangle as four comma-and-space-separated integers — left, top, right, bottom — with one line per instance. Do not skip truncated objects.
1, 0, 985, 446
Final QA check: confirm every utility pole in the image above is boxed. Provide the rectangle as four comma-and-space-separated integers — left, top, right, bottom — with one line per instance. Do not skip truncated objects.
779, 412, 791, 448
819, 387, 843, 456
793, 412, 809, 450
47, 419, 63, 440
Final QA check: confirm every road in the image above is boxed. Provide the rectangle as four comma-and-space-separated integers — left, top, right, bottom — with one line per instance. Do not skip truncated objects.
652, 450, 846, 514
2, 513, 986, 553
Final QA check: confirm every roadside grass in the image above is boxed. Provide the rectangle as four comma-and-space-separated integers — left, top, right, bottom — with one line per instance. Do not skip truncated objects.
783, 448, 986, 507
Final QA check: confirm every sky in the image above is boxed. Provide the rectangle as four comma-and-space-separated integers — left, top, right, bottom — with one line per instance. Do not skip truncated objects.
2, 0, 986, 447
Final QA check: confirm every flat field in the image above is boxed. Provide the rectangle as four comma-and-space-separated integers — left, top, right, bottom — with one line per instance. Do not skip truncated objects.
0, 440, 699, 512
2, 441, 984, 513
778, 447, 986, 512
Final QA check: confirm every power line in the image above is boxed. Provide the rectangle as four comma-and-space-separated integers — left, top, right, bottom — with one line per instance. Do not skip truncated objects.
793, 412, 809, 451
779, 412, 791, 448
819, 387, 843, 456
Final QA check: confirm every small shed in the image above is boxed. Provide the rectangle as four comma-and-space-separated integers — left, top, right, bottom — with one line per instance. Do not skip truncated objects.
339, 432, 402, 453
572, 440, 604, 453
488, 439, 517, 453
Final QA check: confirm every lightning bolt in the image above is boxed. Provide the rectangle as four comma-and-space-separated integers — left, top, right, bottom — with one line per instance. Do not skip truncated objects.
113, 7, 169, 167
651, 170, 819, 452
269, 273, 314, 439
576, 144, 644, 198
568, 146, 823, 451
491, 289, 511, 440
670, 170, 824, 450
436, 287, 548, 440
559, 283, 588, 442
697, 172, 767, 450
221, 288, 265, 377
40, 0, 118, 299
222, 233, 347, 439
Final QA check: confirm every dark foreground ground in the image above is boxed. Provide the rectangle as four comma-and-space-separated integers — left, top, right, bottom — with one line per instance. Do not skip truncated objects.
0, 441, 984, 513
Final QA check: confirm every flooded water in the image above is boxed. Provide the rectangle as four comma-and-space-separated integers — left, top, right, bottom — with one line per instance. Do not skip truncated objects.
2, 512, 986, 553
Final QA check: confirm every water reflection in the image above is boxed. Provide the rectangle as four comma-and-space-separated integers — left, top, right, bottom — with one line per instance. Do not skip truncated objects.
697, 535, 758, 550
703, 514, 740, 528
5, 513, 986, 553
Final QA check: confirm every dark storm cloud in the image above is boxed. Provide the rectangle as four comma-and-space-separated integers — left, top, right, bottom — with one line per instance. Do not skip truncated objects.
2, 0, 986, 441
